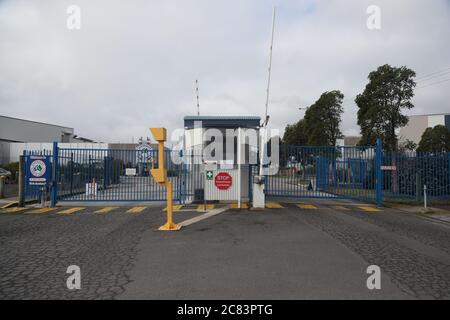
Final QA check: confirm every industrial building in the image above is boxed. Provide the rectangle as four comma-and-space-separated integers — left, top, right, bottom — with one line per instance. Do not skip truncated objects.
399, 113, 450, 145
0, 115, 93, 164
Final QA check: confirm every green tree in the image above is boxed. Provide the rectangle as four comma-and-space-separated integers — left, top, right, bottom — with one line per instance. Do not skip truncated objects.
282, 119, 307, 145
417, 125, 450, 153
399, 139, 417, 152
355, 64, 416, 150
304, 90, 344, 146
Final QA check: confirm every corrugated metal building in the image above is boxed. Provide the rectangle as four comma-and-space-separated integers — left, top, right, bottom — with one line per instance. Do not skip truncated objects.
0, 115, 93, 164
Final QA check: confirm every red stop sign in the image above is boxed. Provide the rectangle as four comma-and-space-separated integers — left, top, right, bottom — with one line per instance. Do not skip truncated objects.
214, 172, 232, 190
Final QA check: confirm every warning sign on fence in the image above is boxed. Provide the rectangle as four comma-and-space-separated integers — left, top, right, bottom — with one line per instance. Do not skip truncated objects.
214, 172, 232, 190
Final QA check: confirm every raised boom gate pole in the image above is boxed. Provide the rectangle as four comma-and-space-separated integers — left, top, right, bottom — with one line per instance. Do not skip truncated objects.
149, 128, 181, 231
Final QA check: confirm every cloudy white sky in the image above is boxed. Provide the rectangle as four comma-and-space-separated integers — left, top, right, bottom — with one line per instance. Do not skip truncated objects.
0, 0, 449, 143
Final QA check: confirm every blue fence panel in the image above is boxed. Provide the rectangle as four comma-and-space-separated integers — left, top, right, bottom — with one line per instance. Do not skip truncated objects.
382, 151, 450, 203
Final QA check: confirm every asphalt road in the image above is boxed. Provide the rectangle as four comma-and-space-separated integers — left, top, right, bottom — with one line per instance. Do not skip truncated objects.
0, 203, 449, 299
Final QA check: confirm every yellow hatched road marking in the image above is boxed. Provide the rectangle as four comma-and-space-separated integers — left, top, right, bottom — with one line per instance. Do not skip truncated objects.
1, 201, 19, 209
1, 207, 27, 213
358, 206, 381, 212
28, 208, 57, 214
95, 207, 119, 214
197, 204, 215, 211
297, 204, 318, 210
230, 203, 249, 209
163, 205, 184, 212
58, 207, 85, 215
127, 206, 147, 213
265, 202, 284, 209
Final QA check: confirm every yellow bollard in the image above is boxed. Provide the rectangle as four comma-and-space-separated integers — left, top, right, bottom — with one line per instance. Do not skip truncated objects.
149, 128, 181, 231
158, 180, 181, 231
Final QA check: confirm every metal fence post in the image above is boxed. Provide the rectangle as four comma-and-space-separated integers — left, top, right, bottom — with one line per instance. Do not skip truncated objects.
51, 142, 58, 207
375, 138, 383, 207
18, 154, 25, 207
178, 150, 183, 204
423, 184, 427, 209
0, 176, 5, 199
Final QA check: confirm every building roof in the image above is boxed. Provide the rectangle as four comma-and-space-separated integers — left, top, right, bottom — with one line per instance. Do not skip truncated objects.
0, 115, 73, 130
409, 113, 450, 117
184, 115, 261, 129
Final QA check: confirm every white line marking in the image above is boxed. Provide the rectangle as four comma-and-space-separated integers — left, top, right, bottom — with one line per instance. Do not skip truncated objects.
179, 207, 229, 227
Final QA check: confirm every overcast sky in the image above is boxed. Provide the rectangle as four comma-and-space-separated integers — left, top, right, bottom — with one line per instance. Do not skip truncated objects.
1, 0, 449, 143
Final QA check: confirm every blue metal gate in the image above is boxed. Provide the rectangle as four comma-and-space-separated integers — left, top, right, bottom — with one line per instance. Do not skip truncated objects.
264, 144, 380, 202
55, 148, 183, 202
23, 144, 202, 205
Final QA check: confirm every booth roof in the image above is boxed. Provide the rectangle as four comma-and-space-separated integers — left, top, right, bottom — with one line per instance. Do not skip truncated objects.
183, 116, 261, 129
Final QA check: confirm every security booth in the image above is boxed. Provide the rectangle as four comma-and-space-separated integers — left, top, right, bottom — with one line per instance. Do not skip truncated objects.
183, 116, 261, 204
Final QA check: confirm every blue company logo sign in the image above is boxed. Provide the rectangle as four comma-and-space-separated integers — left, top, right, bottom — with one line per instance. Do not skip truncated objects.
136, 143, 153, 163
27, 156, 50, 186
30, 160, 46, 177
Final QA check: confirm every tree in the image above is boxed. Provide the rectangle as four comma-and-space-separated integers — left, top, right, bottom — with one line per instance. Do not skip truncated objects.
282, 119, 307, 145
417, 125, 450, 153
304, 90, 344, 146
355, 64, 416, 151
398, 139, 417, 152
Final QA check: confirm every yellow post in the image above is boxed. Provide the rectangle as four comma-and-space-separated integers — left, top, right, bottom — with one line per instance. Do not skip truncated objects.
158, 180, 180, 231
149, 127, 181, 231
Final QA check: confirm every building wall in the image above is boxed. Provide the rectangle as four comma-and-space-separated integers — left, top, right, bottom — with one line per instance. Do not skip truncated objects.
0, 141, 10, 165
427, 115, 446, 128
1, 143, 109, 165
337, 136, 361, 147
399, 115, 429, 145
400, 114, 450, 145
0, 116, 74, 143
184, 127, 258, 164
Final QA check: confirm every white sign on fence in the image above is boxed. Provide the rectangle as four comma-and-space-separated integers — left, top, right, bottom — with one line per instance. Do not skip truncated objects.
125, 168, 137, 176
381, 166, 397, 171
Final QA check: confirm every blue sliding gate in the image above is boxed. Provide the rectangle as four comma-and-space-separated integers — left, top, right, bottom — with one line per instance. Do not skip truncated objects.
22, 144, 202, 205
263, 139, 450, 204
55, 148, 182, 202
55, 147, 195, 202
264, 143, 380, 203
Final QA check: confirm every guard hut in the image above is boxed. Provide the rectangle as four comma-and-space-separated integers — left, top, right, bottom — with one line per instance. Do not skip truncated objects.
183, 116, 261, 204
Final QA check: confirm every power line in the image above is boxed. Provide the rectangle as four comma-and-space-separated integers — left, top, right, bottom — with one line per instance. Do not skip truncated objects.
416, 70, 450, 83
416, 77, 450, 90
416, 67, 450, 81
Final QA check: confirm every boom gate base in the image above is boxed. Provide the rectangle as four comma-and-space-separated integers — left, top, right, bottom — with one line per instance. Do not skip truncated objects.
252, 183, 265, 209
159, 222, 182, 231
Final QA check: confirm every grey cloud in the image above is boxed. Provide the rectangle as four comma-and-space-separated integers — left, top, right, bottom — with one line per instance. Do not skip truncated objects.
0, 0, 449, 142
